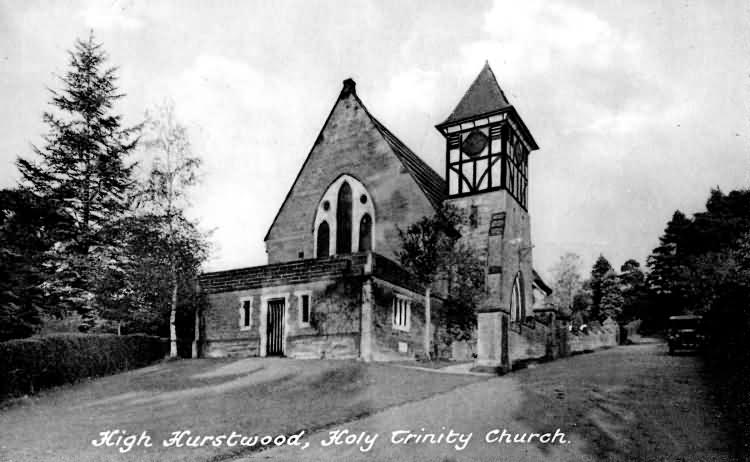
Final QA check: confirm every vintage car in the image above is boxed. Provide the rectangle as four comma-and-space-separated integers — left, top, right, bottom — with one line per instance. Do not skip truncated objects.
667, 315, 704, 354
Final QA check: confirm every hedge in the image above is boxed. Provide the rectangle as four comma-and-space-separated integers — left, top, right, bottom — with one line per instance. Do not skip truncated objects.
0, 333, 167, 400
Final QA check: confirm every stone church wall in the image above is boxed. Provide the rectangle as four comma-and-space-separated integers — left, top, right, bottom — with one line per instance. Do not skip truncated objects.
203, 289, 262, 357
287, 277, 361, 359
445, 190, 533, 316
202, 277, 361, 359
265, 88, 436, 265
370, 280, 441, 361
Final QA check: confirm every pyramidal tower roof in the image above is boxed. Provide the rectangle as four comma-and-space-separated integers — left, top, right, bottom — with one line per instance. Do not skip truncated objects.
440, 61, 512, 126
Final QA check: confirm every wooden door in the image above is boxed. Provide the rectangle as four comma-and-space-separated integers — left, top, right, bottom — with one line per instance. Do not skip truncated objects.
266, 299, 285, 356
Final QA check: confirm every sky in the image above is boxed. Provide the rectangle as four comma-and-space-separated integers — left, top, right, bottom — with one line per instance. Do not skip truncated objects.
1, 0, 749, 279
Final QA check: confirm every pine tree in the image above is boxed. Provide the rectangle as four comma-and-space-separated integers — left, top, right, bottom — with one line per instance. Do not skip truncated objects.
599, 269, 624, 321
590, 254, 613, 320
619, 259, 648, 322
646, 210, 694, 323
0, 189, 72, 340
15, 33, 138, 326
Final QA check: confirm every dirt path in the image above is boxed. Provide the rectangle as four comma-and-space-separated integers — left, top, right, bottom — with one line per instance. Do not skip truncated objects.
241, 343, 737, 462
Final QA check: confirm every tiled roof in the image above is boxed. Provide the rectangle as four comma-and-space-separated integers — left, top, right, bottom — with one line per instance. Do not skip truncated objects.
362, 106, 447, 211
441, 62, 511, 126
263, 79, 447, 242
532, 269, 552, 295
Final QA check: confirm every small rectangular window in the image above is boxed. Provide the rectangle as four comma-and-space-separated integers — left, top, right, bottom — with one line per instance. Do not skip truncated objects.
301, 295, 310, 324
469, 205, 478, 228
392, 296, 411, 332
297, 292, 312, 327
240, 299, 252, 330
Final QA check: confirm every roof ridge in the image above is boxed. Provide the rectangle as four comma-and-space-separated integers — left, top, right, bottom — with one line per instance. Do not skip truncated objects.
441, 62, 512, 126
264, 79, 448, 242
355, 95, 446, 210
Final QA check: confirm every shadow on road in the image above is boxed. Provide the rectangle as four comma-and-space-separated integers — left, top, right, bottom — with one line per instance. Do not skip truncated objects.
511, 343, 736, 461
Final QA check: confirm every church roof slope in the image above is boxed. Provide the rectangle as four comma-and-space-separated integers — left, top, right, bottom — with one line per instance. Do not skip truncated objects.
263, 78, 446, 242
532, 269, 553, 295
363, 107, 446, 210
440, 62, 511, 126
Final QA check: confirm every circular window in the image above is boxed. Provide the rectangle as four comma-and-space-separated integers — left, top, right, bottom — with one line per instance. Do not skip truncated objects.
360, 194, 367, 204
322, 200, 330, 211
461, 130, 488, 157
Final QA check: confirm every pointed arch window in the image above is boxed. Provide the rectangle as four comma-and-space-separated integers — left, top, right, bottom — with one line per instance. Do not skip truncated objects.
336, 182, 352, 254
313, 175, 375, 259
316, 221, 330, 258
509, 273, 524, 322
358, 213, 372, 252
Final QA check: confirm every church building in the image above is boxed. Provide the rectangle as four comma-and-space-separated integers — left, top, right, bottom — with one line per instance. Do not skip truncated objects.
198, 63, 552, 369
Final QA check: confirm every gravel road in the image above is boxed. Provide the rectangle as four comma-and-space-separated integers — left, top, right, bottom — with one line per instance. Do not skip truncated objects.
241, 342, 737, 462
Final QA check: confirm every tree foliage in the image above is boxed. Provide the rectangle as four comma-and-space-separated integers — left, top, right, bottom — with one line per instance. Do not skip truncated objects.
14, 33, 139, 327
619, 259, 649, 322
398, 205, 484, 341
0, 189, 73, 340
1, 35, 208, 347
646, 188, 750, 326
549, 252, 583, 316
94, 213, 207, 336
589, 254, 613, 321
137, 101, 206, 355
599, 269, 624, 321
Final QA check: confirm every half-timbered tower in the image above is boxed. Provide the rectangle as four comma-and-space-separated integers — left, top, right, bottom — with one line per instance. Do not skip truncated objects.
198, 63, 551, 368
436, 62, 541, 369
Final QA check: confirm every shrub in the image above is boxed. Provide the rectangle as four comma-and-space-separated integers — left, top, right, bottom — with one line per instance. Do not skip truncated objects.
0, 333, 167, 400
703, 283, 750, 458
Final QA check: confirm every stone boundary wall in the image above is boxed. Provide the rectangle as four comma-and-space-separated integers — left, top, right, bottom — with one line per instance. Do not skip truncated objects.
508, 321, 549, 363
567, 321, 619, 353
499, 316, 620, 366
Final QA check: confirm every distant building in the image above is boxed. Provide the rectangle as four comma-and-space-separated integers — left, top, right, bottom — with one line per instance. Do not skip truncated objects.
198, 63, 551, 367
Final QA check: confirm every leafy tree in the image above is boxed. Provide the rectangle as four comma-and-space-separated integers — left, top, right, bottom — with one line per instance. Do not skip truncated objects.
398, 205, 485, 345
642, 189, 750, 448
138, 101, 205, 356
15, 33, 139, 327
619, 259, 649, 322
620, 259, 644, 288
440, 241, 486, 341
645, 189, 750, 328
599, 270, 624, 321
590, 254, 614, 321
0, 189, 72, 340
398, 205, 461, 287
549, 252, 584, 316
95, 213, 207, 339
571, 279, 593, 325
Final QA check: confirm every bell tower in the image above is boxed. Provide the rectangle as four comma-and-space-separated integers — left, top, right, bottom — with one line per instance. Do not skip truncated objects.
436, 62, 539, 370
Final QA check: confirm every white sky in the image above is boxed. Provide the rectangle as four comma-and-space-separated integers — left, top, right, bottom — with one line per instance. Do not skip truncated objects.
1, 0, 749, 279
